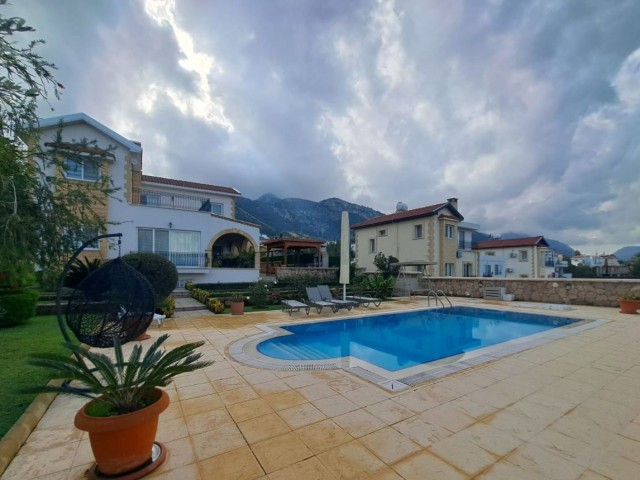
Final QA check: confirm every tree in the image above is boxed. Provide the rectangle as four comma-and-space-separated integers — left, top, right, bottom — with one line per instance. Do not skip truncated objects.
629, 255, 640, 278
373, 252, 400, 278
0, 7, 117, 289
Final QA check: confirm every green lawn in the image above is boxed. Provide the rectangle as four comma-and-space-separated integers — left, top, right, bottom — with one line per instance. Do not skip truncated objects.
0, 315, 71, 439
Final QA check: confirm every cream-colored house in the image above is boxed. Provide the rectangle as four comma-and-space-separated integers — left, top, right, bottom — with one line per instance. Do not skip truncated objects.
474, 236, 556, 278
352, 199, 472, 276
36, 113, 261, 286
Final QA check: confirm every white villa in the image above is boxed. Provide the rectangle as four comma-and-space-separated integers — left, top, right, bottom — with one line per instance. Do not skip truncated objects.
36, 113, 261, 286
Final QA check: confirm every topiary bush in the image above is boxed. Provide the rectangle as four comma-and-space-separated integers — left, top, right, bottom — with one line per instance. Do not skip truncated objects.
0, 290, 39, 328
121, 253, 178, 304
158, 296, 175, 318
206, 298, 225, 314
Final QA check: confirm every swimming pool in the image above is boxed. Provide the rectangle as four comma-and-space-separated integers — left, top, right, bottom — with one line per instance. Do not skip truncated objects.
229, 305, 599, 391
256, 306, 578, 372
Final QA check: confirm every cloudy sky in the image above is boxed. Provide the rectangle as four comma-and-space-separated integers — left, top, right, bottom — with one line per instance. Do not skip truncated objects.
8, 0, 640, 253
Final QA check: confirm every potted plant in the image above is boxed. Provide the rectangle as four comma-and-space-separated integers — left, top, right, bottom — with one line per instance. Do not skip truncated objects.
618, 293, 640, 314
28, 334, 212, 477
229, 293, 246, 315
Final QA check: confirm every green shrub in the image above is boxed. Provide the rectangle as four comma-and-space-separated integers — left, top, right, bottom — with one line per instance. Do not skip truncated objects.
63, 257, 102, 289
364, 274, 395, 300
247, 282, 272, 308
207, 298, 225, 314
121, 253, 178, 303
158, 296, 175, 318
0, 290, 39, 328
184, 281, 194, 291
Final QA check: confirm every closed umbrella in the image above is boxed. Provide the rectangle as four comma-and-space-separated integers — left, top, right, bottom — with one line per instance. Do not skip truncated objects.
339, 211, 350, 300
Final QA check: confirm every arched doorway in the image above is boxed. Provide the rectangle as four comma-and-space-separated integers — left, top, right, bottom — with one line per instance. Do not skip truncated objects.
207, 230, 258, 268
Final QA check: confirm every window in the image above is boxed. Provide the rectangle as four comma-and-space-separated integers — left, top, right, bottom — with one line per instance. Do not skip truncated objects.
445, 263, 455, 277
484, 264, 492, 277
378, 229, 387, 237
209, 202, 223, 215
138, 228, 200, 266
458, 231, 466, 249
72, 227, 100, 250
445, 224, 454, 238
64, 158, 100, 181
519, 250, 528, 261
463, 263, 473, 277
368, 238, 376, 253
495, 264, 503, 276
414, 224, 423, 239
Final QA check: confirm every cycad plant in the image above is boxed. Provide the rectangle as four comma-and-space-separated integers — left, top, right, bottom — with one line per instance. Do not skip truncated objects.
28, 334, 212, 416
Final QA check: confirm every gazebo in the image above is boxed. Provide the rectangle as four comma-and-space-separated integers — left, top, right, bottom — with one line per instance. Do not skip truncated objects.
262, 238, 326, 274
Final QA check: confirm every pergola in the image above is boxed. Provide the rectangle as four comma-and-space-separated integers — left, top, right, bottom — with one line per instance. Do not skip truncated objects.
262, 238, 325, 274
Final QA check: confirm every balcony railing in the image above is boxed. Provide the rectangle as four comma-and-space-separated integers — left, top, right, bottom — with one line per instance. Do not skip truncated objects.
132, 251, 208, 267
132, 188, 216, 213
458, 241, 473, 250
545, 260, 568, 268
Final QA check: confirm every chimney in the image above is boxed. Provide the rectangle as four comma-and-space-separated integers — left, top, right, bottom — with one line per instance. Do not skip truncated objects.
447, 197, 458, 209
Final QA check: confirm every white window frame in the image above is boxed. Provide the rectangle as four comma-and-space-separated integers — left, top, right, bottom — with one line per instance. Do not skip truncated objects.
414, 224, 423, 239
209, 202, 224, 215
64, 157, 100, 181
445, 263, 454, 277
519, 250, 528, 262
368, 238, 376, 254
445, 224, 454, 239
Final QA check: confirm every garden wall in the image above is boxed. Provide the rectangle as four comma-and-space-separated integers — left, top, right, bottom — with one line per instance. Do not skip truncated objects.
275, 266, 338, 281
422, 277, 640, 307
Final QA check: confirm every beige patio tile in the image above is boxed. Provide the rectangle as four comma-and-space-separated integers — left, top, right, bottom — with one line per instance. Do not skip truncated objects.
268, 457, 335, 480
151, 463, 202, 480
226, 398, 274, 423
474, 460, 542, 480
252, 378, 291, 395
366, 469, 406, 479
277, 402, 326, 429
415, 383, 462, 404
448, 395, 497, 419
212, 375, 248, 392
392, 415, 452, 448
392, 451, 467, 480
156, 416, 190, 442
430, 433, 498, 476
342, 386, 390, 407
71, 438, 94, 467
176, 382, 216, 401
297, 382, 339, 401
529, 428, 602, 467
296, 418, 354, 454
334, 409, 386, 438
483, 409, 547, 441
621, 421, 640, 442
1, 443, 78, 479
185, 406, 234, 435
360, 427, 422, 464
365, 399, 414, 425
392, 390, 440, 413
197, 446, 264, 480
154, 436, 196, 473
591, 450, 640, 480
326, 377, 366, 393
505, 443, 586, 480
251, 432, 313, 473
284, 372, 326, 389
317, 440, 387, 479
180, 393, 224, 416
219, 385, 260, 405
191, 423, 247, 460
174, 371, 209, 388
263, 389, 307, 411
456, 422, 522, 456
237, 412, 291, 444
312, 394, 360, 417
19, 423, 83, 454
576, 470, 613, 480
420, 403, 477, 433
242, 370, 280, 385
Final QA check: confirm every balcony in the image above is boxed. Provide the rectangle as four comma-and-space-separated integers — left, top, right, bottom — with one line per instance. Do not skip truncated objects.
132, 188, 220, 213
545, 260, 568, 268
132, 251, 208, 267
458, 241, 473, 250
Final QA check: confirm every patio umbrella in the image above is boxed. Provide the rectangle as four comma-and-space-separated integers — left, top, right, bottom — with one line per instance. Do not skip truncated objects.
339, 211, 350, 300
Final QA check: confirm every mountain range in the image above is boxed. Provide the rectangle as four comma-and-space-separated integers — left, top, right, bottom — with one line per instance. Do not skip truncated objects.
236, 194, 579, 255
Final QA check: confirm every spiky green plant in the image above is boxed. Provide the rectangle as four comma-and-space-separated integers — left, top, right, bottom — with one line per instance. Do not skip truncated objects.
27, 334, 212, 416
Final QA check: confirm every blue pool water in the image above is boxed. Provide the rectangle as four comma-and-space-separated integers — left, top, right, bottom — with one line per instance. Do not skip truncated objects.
257, 307, 578, 372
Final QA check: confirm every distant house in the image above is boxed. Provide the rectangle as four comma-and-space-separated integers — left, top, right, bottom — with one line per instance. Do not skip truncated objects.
474, 236, 565, 278
36, 113, 261, 286
571, 254, 628, 277
352, 198, 475, 276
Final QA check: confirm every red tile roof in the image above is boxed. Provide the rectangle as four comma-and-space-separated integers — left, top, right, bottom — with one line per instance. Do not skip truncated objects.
352, 202, 461, 229
474, 236, 548, 249
141, 175, 240, 195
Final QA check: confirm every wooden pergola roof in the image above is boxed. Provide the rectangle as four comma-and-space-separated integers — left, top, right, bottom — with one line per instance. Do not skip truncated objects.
262, 238, 326, 268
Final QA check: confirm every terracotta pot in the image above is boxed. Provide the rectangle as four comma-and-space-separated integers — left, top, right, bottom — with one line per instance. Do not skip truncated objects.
619, 299, 640, 314
74, 388, 169, 476
230, 300, 245, 315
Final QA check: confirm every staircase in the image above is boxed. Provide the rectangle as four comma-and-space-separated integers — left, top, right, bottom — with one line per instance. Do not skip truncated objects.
172, 288, 209, 314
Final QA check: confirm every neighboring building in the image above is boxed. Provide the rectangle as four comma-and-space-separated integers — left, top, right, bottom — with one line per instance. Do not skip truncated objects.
36, 113, 260, 286
352, 198, 466, 276
474, 236, 561, 278
571, 254, 628, 277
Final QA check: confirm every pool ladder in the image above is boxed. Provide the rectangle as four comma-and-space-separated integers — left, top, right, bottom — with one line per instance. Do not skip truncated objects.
417, 276, 453, 309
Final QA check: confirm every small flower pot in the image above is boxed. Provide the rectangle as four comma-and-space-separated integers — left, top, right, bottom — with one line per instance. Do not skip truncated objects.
230, 301, 245, 315
618, 299, 640, 314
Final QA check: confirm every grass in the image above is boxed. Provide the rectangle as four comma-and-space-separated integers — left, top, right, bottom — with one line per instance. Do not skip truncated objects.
0, 315, 71, 439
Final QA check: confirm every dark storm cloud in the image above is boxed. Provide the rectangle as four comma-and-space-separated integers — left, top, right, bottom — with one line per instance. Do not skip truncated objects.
6, 0, 640, 252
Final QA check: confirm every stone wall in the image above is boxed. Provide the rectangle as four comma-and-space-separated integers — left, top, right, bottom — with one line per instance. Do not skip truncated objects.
420, 277, 640, 307
276, 266, 339, 281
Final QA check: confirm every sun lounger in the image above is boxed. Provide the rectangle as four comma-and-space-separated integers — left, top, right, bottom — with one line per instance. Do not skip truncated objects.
305, 287, 339, 314
317, 285, 354, 311
281, 299, 310, 316
345, 293, 381, 308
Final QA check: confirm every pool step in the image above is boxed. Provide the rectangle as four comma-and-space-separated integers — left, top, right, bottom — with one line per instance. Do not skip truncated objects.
268, 341, 329, 360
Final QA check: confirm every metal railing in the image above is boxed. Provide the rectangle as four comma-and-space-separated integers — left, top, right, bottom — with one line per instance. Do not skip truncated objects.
132, 251, 208, 267
131, 188, 214, 213
457, 241, 473, 250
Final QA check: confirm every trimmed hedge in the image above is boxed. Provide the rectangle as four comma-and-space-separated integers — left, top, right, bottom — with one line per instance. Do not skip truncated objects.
0, 290, 40, 328
121, 253, 178, 302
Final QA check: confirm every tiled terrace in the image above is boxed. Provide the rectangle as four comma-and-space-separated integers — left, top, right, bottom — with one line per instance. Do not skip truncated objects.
3, 298, 640, 479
